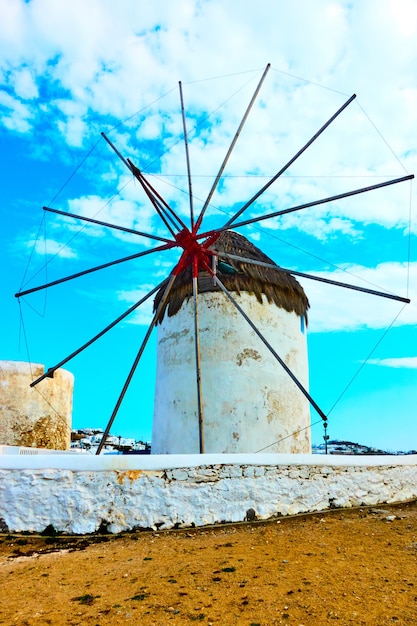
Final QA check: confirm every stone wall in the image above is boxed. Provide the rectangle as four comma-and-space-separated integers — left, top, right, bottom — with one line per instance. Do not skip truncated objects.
0, 453, 416, 534
0, 361, 73, 450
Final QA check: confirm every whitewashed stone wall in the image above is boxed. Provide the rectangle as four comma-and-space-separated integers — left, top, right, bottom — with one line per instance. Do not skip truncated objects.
0, 454, 416, 534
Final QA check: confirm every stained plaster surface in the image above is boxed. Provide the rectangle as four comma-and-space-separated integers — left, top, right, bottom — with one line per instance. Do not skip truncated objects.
0, 361, 73, 449
0, 454, 416, 535
153, 292, 310, 454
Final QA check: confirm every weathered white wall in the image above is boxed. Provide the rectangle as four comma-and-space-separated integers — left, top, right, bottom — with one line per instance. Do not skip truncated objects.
153, 292, 310, 454
1, 454, 416, 534
0, 361, 73, 450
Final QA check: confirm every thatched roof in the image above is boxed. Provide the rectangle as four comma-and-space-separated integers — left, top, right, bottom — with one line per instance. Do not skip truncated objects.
154, 230, 309, 323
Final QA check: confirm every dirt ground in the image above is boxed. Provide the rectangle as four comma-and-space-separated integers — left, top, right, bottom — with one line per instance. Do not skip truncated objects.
0, 500, 416, 626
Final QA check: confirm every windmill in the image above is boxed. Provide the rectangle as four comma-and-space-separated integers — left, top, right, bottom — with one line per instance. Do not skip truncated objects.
15, 64, 413, 454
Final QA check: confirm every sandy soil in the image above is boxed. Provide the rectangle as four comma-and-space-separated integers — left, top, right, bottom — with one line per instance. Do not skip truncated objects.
0, 500, 416, 626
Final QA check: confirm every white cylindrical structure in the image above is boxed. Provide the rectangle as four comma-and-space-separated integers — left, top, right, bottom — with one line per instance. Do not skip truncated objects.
152, 231, 311, 455
0, 361, 73, 450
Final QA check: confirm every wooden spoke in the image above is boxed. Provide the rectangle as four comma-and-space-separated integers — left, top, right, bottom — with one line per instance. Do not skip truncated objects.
194, 63, 271, 232
179, 81, 195, 229
29, 280, 166, 387
224, 94, 357, 228
218, 252, 411, 304
211, 273, 327, 421
198, 174, 414, 239
43, 206, 172, 243
192, 256, 205, 453
15, 242, 175, 298
96, 274, 177, 455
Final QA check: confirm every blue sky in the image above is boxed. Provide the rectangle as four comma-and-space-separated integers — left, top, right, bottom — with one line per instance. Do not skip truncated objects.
1, 0, 416, 451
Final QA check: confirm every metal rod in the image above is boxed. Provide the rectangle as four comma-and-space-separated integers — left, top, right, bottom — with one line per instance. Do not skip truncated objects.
43, 206, 173, 243
197, 174, 415, 239
212, 273, 327, 421
140, 176, 185, 232
192, 257, 204, 453
127, 159, 182, 236
131, 167, 177, 236
15, 242, 175, 298
96, 274, 177, 455
139, 166, 188, 231
179, 81, 195, 229
101, 132, 133, 171
217, 252, 411, 304
102, 130, 184, 234
29, 281, 165, 387
225, 93, 357, 228
194, 63, 271, 232
324, 420, 329, 454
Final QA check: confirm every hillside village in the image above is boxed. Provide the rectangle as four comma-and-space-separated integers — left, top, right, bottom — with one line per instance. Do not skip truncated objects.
313, 440, 416, 456
70, 428, 151, 454
70, 428, 416, 456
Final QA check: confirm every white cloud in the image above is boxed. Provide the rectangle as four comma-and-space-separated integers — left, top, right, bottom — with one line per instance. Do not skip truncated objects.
57, 116, 87, 148
66, 190, 158, 245
0, 91, 32, 132
300, 261, 417, 332
52, 99, 88, 147
28, 238, 77, 259
385, 0, 417, 37
12, 67, 39, 99
0, 0, 415, 182
117, 286, 155, 326
2, 0, 416, 330
0, 0, 415, 254
366, 356, 417, 369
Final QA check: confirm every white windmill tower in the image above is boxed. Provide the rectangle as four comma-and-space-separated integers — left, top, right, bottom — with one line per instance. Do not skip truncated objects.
152, 230, 311, 454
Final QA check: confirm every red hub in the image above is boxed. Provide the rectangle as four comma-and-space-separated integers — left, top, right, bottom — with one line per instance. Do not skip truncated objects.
174, 228, 219, 278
